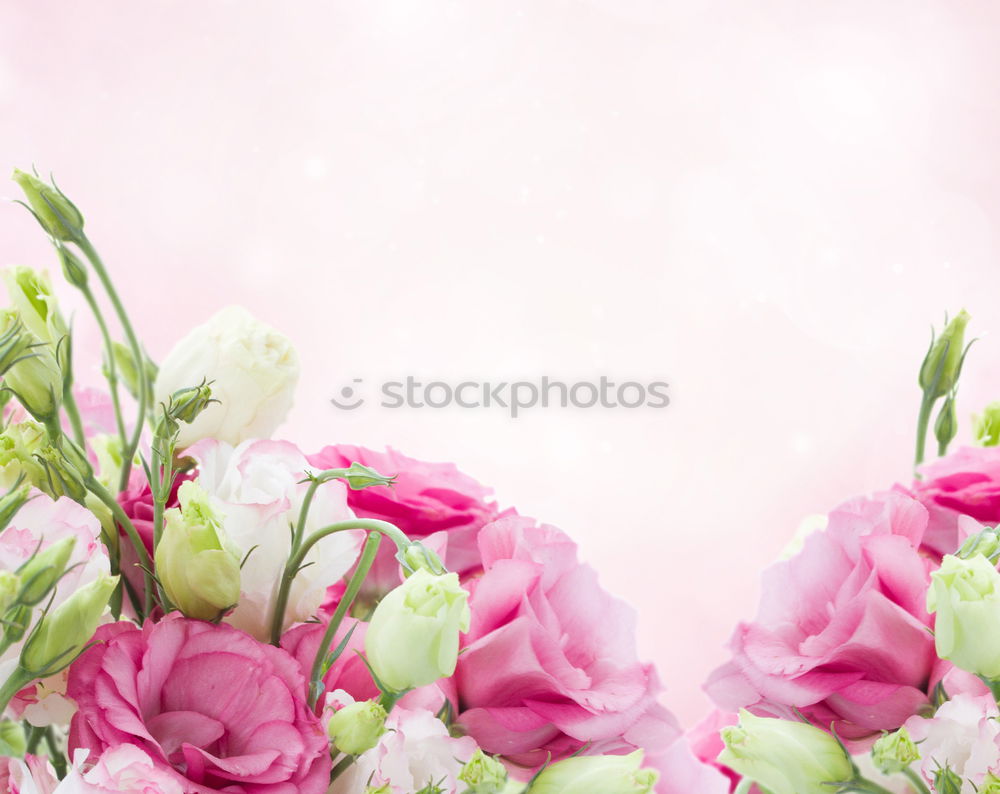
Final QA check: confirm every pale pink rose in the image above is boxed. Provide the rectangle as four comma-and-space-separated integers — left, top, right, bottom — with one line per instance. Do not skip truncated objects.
454, 516, 681, 769
328, 707, 477, 794
66, 615, 331, 793
910, 446, 1000, 555
0, 756, 59, 794
188, 439, 362, 639
307, 445, 505, 597
904, 694, 1000, 793
0, 495, 108, 720
649, 736, 732, 794
56, 747, 185, 793
705, 491, 937, 743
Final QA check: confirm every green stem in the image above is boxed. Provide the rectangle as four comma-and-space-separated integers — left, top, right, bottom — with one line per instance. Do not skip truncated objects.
915, 393, 935, 471
308, 532, 382, 708
76, 237, 148, 492
328, 753, 357, 785
902, 768, 931, 794
44, 727, 67, 778
25, 724, 44, 754
78, 282, 128, 450
62, 388, 85, 447
269, 518, 408, 646
0, 666, 30, 714
291, 468, 364, 554
88, 477, 154, 618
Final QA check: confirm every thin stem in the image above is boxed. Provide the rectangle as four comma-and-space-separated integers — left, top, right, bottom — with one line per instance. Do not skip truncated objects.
44, 727, 67, 778
308, 532, 382, 708
328, 753, 356, 785
292, 468, 362, 553
902, 768, 931, 794
88, 477, 154, 619
269, 518, 408, 646
62, 388, 85, 447
915, 393, 935, 471
78, 282, 128, 448
76, 237, 148, 492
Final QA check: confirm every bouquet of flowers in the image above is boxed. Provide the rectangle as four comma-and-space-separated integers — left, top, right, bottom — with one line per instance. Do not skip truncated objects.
3, 170, 1000, 794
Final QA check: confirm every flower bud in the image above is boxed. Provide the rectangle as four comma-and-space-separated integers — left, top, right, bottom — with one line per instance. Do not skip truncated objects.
974, 402, 1000, 447
400, 542, 446, 577
870, 727, 919, 775
528, 750, 658, 794
16, 535, 75, 606
0, 720, 25, 758
919, 310, 971, 400
0, 419, 47, 489
11, 169, 84, 242
459, 749, 509, 793
0, 311, 62, 422
326, 699, 387, 755
935, 392, 958, 451
154, 481, 240, 621
0, 481, 30, 529
20, 572, 118, 675
934, 766, 962, 794
33, 444, 90, 503
365, 568, 470, 693
364, 786, 391, 794
55, 243, 87, 289
110, 341, 157, 402
0, 570, 19, 615
957, 525, 1000, 563
927, 554, 1000, 678
338, 461, 396, 490
718, 710, 853, 794
981, 772, 1000, 794
2, 266, 68, 346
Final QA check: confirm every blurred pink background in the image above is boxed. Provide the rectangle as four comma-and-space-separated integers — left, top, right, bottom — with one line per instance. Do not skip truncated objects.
3, 0, 1000, 726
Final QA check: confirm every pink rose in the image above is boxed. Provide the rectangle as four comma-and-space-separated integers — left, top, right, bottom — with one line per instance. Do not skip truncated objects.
308, 445, 505, 596
67, 615, 330, 793
62, 746, 185, 793
648, 736, 733, 794
454, 516, 680, 769
911, 446, 1000, 556
705, 490, 937, 743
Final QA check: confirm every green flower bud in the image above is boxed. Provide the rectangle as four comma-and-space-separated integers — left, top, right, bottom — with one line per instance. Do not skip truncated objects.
364, 786, 391, 794
919, 310, 971, 400
927, 554, 1000, 678
870, 727, 919, 775
90, 433, 127, 490
974, 402, 1000, 447
980, 772, 1000, 794
2, 604, 31, 644
718, 710, 853, 794
0, 719, 26, 758
0, 419, 47, 489
339, 461, 396, 490
55, 244, 87, 289
414, 785, 445, 794
957, 525, 1000, 563
326, 699, 387, 755
528, 750, 658, 794
400, 542, 446, 577
2, 266, 68, 346
11, 169, 84, 242
933, 766, 962, 794
365, 568, 470, 693
935, 393, 959, 451
0, 310, 62, 422
0, 481, 30, 529
0, 570, 19, 614
20, 572, 118, 675
16, 535, 75, 606
108, 341, 157, 402
459, 749, 509, 793
154, 481, 240, 621
33, 444, 90, 503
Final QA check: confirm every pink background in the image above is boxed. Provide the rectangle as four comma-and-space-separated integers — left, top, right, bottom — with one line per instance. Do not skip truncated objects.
3, 0, 1000, 725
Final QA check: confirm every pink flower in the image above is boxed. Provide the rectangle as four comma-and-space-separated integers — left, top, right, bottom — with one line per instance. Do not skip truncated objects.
328, 707, 477, 794
66, 615, 331, 793
281, 618, 378, 706
911, 446, 1000, 556
0, 755, 59, 794
904, 693, 1000, 793
308, 445, 504, 596
648, 736, 732, 794
705, 490, 937, 743
454, 516, 680, 769
61, 746, 185, 793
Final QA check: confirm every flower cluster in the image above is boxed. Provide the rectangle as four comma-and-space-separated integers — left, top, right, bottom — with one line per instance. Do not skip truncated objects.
0, 172, 702, 794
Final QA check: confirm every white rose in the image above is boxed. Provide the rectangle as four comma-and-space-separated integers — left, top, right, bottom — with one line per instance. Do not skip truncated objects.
154, 306, 299, 448
188, 438, 362, 640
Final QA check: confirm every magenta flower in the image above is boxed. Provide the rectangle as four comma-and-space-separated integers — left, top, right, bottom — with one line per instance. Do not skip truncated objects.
67, 615, 331, 793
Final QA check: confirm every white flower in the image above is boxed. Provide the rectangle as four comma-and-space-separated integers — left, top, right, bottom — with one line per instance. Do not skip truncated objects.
330, 707, 479, 794
189, 438, 362, 639
154, 306, 299, 448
